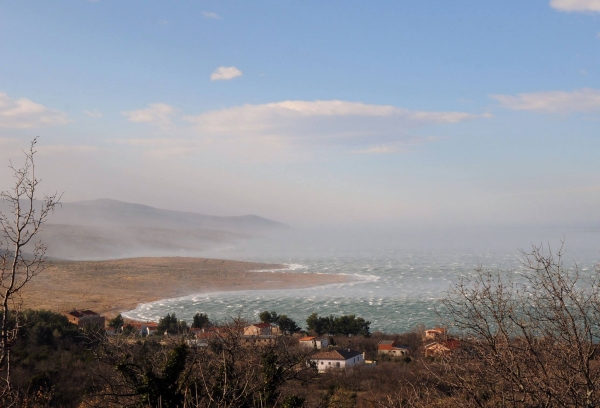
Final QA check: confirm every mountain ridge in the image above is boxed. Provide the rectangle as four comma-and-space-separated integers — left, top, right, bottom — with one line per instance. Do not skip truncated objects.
0, 198, 288, 260
48, 198, 289, 233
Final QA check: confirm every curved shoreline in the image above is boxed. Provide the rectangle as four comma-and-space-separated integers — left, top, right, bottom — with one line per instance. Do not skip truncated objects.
21, 257, 352, 318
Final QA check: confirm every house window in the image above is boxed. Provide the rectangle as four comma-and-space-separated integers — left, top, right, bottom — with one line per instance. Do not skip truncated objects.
320, 362, 323, 365
336, 362, 340, 368
328, 362, 331, 365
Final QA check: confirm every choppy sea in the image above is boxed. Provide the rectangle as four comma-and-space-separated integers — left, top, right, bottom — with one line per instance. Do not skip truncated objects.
123, 227, 600, 333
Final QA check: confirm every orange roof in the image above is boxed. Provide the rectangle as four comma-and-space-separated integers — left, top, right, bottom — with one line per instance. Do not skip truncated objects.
299, 336, 316, 341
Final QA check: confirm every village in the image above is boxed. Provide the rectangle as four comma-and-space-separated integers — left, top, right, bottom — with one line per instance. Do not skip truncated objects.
62, 308, 461, 372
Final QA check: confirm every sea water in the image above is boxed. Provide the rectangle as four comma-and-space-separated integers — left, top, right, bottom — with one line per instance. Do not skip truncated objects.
123, 227, 600, 333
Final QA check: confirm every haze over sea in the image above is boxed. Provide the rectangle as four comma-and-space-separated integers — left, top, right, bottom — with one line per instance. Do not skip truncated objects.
125, 226, 600, 333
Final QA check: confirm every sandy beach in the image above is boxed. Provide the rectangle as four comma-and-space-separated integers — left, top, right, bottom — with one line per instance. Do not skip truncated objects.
20, 257, 350, 318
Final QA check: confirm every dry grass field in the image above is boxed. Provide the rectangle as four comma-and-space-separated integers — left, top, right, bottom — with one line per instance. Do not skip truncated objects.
20, 257, 349, 318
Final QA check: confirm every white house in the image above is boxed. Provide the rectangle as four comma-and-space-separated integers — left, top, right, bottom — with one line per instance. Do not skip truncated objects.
310, 349, 365, 372
298, 336, 329, 349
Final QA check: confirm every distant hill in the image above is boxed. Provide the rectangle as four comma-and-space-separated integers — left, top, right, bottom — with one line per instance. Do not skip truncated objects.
0, 199, 288, 260
48, 199, 289, 233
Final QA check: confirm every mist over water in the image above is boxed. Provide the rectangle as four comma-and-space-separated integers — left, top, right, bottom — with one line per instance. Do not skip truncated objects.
124, 225, 600, 333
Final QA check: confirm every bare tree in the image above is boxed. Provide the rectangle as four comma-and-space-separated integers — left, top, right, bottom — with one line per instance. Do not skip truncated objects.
88, 318, 317, 407
0, 138, 60, 396
438, 243, 600, 407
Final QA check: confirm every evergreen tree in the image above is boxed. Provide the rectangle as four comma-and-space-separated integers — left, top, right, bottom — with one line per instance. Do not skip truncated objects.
108, 314, 124, 331
192, 312, 210, 329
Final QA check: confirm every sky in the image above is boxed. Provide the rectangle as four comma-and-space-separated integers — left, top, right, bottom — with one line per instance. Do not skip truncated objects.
0, 0, 599, 228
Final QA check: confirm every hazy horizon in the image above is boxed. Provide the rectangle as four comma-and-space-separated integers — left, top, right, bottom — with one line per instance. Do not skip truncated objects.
2, 1, 600, 230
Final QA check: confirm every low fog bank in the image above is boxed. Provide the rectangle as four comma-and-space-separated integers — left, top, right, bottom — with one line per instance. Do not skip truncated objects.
1, 198, 288, 260
196, 224, 600, 267
35, 224, 247, 260
5, 197, 598, 264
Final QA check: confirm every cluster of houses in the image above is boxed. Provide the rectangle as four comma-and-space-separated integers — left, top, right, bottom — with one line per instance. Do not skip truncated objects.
187, 322, 281, 347
422, 327, 461, 357
63, 309, 460, 373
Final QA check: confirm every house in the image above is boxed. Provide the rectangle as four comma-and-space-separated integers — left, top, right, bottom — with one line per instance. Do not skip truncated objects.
241, 335, 277, 346
377, 340, 410, 356
63, 310, 105, 329
424, 339, 460, 357
243, 322, 280, 336
298, 336, 329, 349
123, 321, 159, 336
424, 328, 447, 341
310, 349, 365, 373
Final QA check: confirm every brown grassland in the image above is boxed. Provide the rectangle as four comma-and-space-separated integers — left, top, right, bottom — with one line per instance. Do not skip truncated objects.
20, 257, 350, 318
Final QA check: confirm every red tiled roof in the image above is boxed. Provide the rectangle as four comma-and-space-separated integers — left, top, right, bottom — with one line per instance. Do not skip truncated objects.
299, 336, 316, 341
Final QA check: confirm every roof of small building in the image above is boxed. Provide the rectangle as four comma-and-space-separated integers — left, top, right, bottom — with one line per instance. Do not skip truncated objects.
425, 339, 460, 351
426, 327, 446, 333
299, 336, 316, 341
379, 344, 410, 351
311, 348, 362, 361
251, 322, 273, 329
378, 340, 412, 350
66, 309, 100, 318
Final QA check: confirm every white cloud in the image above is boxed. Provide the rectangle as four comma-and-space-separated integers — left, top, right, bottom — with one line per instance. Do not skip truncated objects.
202, 11, 221, 19
122, 103, 176, 128
183, 100, 489, 154
550, 0, 600, 12
0, 93, 70, 129
210, 66, 243, 81
491, 88, 600, 113
83, 109, 103, 117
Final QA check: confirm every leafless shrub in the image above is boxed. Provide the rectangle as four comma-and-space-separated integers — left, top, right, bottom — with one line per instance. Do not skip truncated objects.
438, 242, 600, 407
86, 319, 317, 407
0, 138, 60, 403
